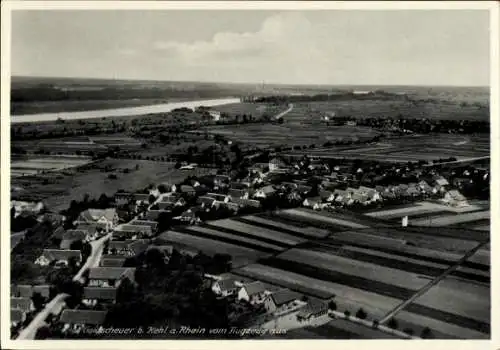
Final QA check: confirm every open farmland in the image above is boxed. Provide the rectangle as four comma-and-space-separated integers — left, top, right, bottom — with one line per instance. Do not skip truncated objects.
212, 102, 285, 118
159, 230, 267, 267
235, 215, 330, 238
199, 123, 380, 148
11, 155, 93, 177
410, 210, 490, 227
11, 159, 212, 212
279, 208, 369, 229
281, 134, 489, 163
294, 319, 402, 339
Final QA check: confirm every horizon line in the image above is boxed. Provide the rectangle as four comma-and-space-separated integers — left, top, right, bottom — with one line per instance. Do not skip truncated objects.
11, 75, 490, 89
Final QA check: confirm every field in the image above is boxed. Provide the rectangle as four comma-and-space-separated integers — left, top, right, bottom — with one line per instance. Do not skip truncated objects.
410, 210, 490, 227
281, 134, 489, 163
11, 159, 213, 212
198, 123, 380, 148
11, 155, 93, 177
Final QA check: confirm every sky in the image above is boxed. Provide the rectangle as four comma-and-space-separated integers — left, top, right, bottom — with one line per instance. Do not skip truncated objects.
11, 10, 490, 86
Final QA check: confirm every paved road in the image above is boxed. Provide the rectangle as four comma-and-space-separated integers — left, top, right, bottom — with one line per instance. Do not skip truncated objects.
16, 293, 69, 340
379, 240, 490, 324
17, 233, 111, 339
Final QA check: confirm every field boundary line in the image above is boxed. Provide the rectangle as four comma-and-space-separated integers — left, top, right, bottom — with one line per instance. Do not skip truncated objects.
378, 240, 490, 324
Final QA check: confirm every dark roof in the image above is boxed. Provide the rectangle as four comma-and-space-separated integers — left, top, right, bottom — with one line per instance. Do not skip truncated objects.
197, 196, 216, 206
83, 287, 117, 300
78, 208, 117, 223
216, 279, 237, 291
206, 193, 228, 201
12, 284, 50, 298
108, 240, 132, 250
51, 226, 66, 240
11, 297, 32, 312
76, 224, 98, 235
127, 239, 150, 255
118, 224, 152, 235
59, 309, 107, 325
232, 198, 261, 208
242, 281, 267, 297
297, 299, 328, 318
144, 210, 171, 221
129, 220, 158, 230
269, 289, 301, 306
158, 201, 176, 210
40, 249, 81, 261
11, 308, 25, 323
228, 189, 248, 198
133, 193, 150, 201
180, 185, 196, 193
62, 230, 87, 241
100, 257, 126, 267
88, 267, 135, 280
230, 182, 249, 190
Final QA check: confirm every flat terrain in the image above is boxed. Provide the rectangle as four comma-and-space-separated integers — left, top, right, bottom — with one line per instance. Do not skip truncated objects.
281, 134, 490, 163
11, 159, 213, 212
11, 155, 93, 177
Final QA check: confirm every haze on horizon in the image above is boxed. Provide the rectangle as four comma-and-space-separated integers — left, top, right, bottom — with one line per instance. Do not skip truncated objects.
12, 10, 490, 87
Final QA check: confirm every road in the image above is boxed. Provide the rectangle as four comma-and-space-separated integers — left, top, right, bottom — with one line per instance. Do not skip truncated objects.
274, 104, 294, 120
16, 293, 69, 340
423, 155, 489, 167
17, 233, 111, 339
379, 240, 490, 324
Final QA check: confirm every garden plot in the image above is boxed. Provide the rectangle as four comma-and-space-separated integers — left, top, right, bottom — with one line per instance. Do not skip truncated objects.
239, 215, 330, 238
410, 211, 490, 227
281, 208, 369, 229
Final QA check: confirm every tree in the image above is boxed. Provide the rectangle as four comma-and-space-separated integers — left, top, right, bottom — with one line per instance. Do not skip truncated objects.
344, 310, 351, 318
328, 301, 337, 311
158, 184, 168, 194
32, 292, 45, 311
403, 328, 414, 336
387, 318, 399, 330
372, 320, 379, 329
148, 194, 156, 204
421, 327, 433, 339
35, 325, 52, 340
355, 308, 367, 320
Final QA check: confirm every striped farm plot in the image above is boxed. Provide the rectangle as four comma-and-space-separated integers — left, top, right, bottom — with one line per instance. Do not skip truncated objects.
178, 225, 285, 252
395, 310, 489, 339
159, 230, 265, 267
277, 248, 430, 291
401, 277, 490, 336
237, 215, 330, 238
234, 263, 402, 318
365, 204, 441, 219
208, 219, 305, 246
327, 230, 407, 249
410, 210, 490, 227
280, 208, 369, 229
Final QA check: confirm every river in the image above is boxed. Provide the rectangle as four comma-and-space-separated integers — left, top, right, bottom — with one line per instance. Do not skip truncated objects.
11, 97, 241, 124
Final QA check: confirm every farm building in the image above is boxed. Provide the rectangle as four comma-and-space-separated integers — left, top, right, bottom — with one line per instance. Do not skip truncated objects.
59, 229, 88, 250
35, 249, 82, 267
11, 308, 26, 327
100, 256, 126, 268
269, 157, 286, 172
237, 281, 270, 305
87, 267, 136, 288
302, 197, 325, 210
206, 193, 231, 203
82, 287, 117, 307
75, 208, 118, 232
442, 190, 469, 207
231, 198, 262, 209
59, 309, 107, 333
11, 297, 35, 313
254, 185, 276, 198
11, 284, 51, 299
296, 299, 328, 321
264, 289, 301, 313
212, 278, 238, 297
108, 239, 149, 257
228, 188, 250, 199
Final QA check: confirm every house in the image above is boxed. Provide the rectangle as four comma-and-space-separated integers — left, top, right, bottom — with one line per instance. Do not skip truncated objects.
180, 185, 196, 195
160, 195, 186, 207
230, 182, 249, 190
358, 186, 381, 202
296, 185, 313, 195
228, 188, 249, 200
132, 193, 151, 203
11, 297, 35, 313
11, 200, 44, 218
88, 267, 136, 288
254, 185, 276, 198
453, 177, 473, 188
100, 256, 126, 267
296, 299, 328, 321
418, 180, 435, 194
157, 201, 175, 210
433, 176, 450, 193
231, 198, 262, 209
114, 192, 133, 206
11, 308, 26, 327
237, 281, 270, 305
59, 230, 88, 250
407, 184, 421, 197
129, 220, 158, 233
333, 189, 352, 204
60, 309, 107, 333
214, 175, 230, 188
319, 190, 335, 202
11, 284, 51, 300
143, 209, 172, 221
302, 197, 324, 210
212, 278, 238, 297
108, 239, 149, 257
35, 249, 82, 267
76, 224, 100, 240
208, 110, 222, 121
75, 208, 118, 231
176, 209, 202, 225
269, 157, 286, 172
443, 190, 469, 207
51, 226, 66, 240
197, 196, 217, 208
351, 192, 369, 205
115, 224, 153, 237
159, 183, 177, 193
206, 193, 231, 203
264, 289, 302, 313
82, 287, 117, 307
220, 201, 240, 213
